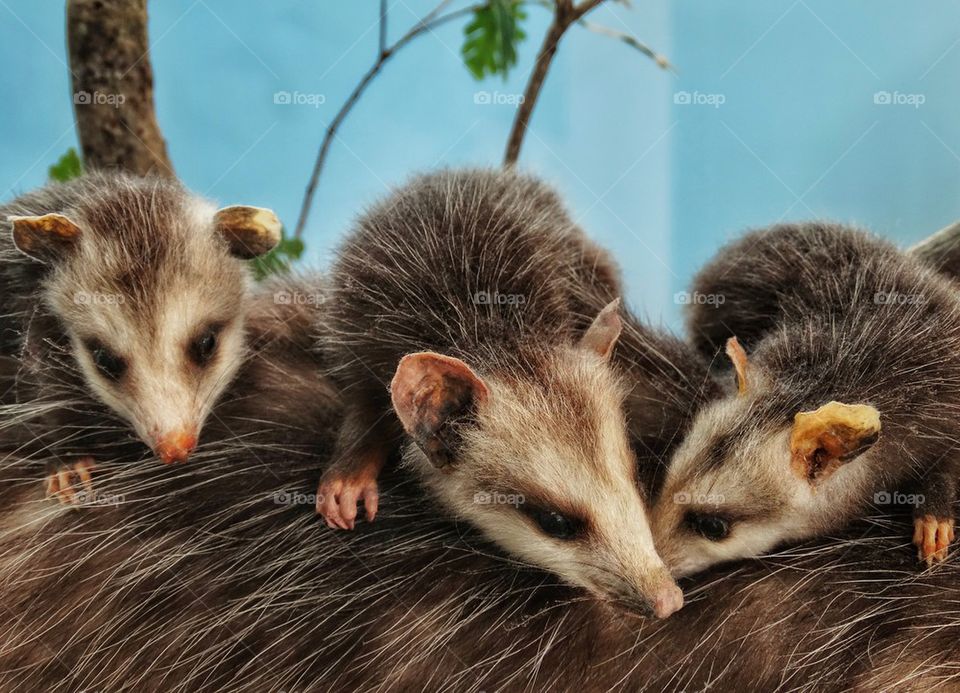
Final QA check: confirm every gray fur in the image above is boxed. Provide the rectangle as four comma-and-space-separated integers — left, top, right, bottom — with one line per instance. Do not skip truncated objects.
910, 219, 960, 281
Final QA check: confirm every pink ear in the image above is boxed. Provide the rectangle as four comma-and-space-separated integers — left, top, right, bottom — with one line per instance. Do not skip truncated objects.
579, 298, 622, 360
725, 337, 749, 395
390, 352, 489, 467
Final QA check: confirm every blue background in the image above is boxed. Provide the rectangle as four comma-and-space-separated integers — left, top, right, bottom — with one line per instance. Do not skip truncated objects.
2, 1, 959, 327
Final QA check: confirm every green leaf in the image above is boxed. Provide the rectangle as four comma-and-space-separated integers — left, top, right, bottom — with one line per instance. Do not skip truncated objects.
249, 230, 305, 281
461, 0, 527, 80
48, 148, 83, 182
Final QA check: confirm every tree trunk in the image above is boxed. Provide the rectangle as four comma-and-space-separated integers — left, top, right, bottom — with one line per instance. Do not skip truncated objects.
67, 0, 174, 177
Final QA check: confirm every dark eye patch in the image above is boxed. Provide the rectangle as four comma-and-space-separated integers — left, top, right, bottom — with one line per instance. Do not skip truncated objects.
684, 511, 731, 542
521, 504, 585, 541
188, 323, 224, 367
85, 340, 127, 381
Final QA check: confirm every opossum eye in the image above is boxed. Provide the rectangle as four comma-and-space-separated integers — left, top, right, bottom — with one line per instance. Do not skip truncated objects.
88, 343, 127, 381
686, 512, 730, 542
189, 326, 221, 366
524, 507, 582, 540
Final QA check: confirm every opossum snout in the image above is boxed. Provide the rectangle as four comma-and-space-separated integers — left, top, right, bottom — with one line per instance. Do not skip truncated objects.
607, 580, 684, 619
154, 429, 198, 464
650, 582, 684, 619
600, 568, 684, 619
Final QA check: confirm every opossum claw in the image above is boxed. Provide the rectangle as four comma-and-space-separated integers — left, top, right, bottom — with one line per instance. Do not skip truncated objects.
317, 470, 379, 530
45, 457, 97, 505
913, 515, 955, 566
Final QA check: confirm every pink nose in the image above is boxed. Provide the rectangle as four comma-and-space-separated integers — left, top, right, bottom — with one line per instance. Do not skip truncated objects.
651, 582, 684, 619
155, 430, 198, 464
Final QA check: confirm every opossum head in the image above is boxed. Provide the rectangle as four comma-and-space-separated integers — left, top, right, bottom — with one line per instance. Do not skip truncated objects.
652, 338, 881, 577
9, 177, 281, 463
391, 300, 683, 619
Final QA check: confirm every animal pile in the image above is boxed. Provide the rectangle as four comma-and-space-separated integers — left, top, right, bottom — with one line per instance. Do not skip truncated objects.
1, 168, 959, 691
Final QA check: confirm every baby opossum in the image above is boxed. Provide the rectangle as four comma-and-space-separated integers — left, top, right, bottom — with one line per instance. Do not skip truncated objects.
0, 171, 281, 495
654, 222, 960, 574
319, 168, 683, 618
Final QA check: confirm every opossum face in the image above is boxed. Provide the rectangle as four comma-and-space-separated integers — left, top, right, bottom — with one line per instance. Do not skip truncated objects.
652, 340, 881, 577
10, 192, 280, 463
392, 302, 683, 619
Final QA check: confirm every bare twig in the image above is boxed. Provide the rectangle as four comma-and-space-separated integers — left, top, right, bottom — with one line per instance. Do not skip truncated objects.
504, 0, 608, 165
296, 0, 670, 236
379, 0, 387, 57
527, 0, 669, 69
294, 0, 472, 239
575, 18, 674, 71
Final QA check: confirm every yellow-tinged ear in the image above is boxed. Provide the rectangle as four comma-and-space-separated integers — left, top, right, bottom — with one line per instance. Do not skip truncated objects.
790, 401, 881, 484
214, 205, 282, 259
725, 337, 749, 395
9, 213, 83, 263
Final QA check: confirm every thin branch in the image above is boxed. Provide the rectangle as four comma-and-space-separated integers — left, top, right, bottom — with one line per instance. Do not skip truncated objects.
294, 1, 472, 239
504, 0, 670, 165
528, 0, 671, 69
504, 0, 608, 165
379, 0, 387, 57
575, 18, 674, 71
296, 0, 670, 235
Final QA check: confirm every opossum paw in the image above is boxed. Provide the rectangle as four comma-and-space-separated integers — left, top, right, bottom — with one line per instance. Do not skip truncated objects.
316, 471, 379, 530
45, 457, 97, 506
913, 515, 955, 566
